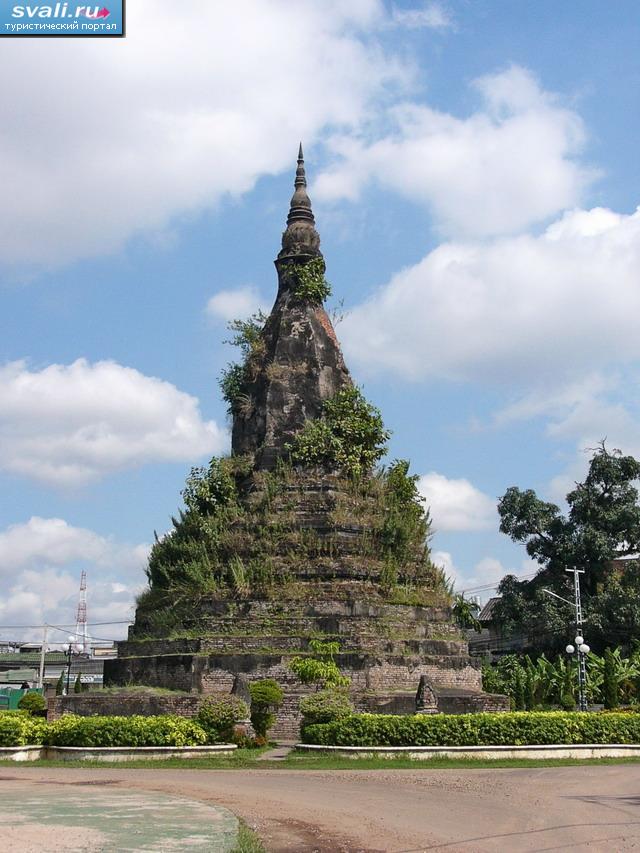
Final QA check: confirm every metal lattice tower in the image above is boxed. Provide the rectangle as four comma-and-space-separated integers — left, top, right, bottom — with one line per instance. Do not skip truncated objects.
75, 570, 88, 654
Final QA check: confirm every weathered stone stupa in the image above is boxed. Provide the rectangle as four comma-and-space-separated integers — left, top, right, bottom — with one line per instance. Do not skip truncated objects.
105, 148, 506, 736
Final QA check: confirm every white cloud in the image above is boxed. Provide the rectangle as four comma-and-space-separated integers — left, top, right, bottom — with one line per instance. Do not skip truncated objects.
340, 206, 640, 384
434, 550, 537, 600
390, 2, 452, 30
0, 518, 148, 642
494, 370, 640, 504
0, 517, 148, 574
0, 0, 405, 271
0, 359, 227, 486
206, 286, 269, 323
419, 472, 496, 531
315, 66, 592, 238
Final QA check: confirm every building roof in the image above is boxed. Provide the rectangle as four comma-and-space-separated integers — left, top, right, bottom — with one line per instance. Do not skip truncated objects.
478, 597, 501, 622
0, 653, 67, 665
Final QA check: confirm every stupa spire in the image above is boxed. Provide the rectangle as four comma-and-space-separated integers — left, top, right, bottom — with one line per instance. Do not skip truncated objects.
278, 144, 321, 262
287, 143, 315, 225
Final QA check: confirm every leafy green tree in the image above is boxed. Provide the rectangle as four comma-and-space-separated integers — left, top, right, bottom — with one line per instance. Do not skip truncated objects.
73, 674, 83, 694
513, 668, 526, 710
524, 666, 536, 710
290, 639, 350, 690
603, 648, 619, 709
495, 445, 640, 654
55, 673, 64, 696
452, 595, 482, 631
560, 658, 576, 710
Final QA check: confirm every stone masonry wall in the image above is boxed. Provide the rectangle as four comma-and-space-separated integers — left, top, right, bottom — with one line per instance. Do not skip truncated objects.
49, 692, 217, 722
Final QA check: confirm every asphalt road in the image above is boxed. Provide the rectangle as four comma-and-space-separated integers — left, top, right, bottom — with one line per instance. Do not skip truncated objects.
2, 764, 640, 852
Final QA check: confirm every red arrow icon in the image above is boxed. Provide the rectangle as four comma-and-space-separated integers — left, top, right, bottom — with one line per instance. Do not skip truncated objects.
96, 7, 110, 18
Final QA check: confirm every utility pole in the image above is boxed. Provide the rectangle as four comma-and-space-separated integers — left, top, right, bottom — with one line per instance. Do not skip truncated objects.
75, 570, 88, 655
543, 568, 591, 712
566, 567, 588, 712
37, 625, 48, 689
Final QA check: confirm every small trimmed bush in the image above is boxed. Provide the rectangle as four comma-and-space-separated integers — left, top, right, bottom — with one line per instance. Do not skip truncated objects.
0, 714, 46, 746
18, 691, 46, 714
249, 679, 283, 739
300, 689, 353, 730
302, 711, 640, 747
196, 695, 249, 744
45, 715, 207, 748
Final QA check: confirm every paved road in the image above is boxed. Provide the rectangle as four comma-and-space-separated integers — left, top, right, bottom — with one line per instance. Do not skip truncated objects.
2, 764, 640, 852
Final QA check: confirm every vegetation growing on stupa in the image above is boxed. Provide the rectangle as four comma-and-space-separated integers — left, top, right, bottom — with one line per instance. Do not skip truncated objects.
218, 312, 267, 414
145, 449, 444, 602
287, 387, 390, 478
291, 257, 331, 303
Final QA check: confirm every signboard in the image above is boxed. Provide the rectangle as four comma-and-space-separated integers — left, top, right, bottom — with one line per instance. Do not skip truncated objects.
0, 1, 125, 36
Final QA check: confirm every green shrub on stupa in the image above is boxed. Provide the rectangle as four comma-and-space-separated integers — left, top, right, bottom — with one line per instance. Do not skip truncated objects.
143, 375, 442, 605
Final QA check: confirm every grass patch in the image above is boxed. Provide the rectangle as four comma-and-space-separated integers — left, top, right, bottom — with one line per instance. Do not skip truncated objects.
231, 819, 267, 853
2, 749, 640, 771
279, 751, 640, 770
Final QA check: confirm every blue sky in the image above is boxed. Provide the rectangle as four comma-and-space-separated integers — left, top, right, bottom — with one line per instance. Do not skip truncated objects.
1, 0, 639, 644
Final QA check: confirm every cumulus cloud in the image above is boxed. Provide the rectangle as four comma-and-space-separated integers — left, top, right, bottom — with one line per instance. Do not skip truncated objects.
0, 518, 148, 642
0, 359, 227, 486
315, 66, 592, 237
419, 472, 496, 531
434, 550, 537, 599
389, 2, 453, 30
340, 206, 640, 384
0, 517, 148, 574
0, 0, 404, 270
206, 286, 269, 323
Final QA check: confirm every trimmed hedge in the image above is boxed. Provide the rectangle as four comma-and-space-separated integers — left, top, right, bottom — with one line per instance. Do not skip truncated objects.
0, 714, 47, 747
44, 715, 208, 748
196, 695, 249, 744
302, 711, 640, 747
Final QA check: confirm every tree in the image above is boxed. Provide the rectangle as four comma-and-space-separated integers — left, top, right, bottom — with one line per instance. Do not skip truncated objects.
55, 672, 64, 696
524, 666, 536, 711
603, 648, 619, 709
513, 668, 526, 711
74, 674, 83, 694
452, 595, 482, 632
495, 444, 640, 654
290, 639, 350, 690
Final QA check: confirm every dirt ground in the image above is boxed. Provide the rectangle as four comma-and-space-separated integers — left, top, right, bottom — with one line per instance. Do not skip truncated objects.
2, 764, 640, 852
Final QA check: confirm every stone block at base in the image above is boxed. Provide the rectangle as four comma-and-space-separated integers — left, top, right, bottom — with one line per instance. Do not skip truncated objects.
296, 743, 640, 760
0, 745, 236, 762
0, 746, 45, 762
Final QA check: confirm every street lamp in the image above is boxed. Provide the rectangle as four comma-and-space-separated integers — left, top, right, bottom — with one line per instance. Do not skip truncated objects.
62, 636, 77, 695
542, 566, 590, 712
565, 635, 591, 711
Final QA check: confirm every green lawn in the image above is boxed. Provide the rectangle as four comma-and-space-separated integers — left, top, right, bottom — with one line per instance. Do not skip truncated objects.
2, 748, 640, 771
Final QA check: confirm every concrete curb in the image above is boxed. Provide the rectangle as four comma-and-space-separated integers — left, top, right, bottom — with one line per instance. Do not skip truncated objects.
295, 743, 640, 760
0, 744, 236, 762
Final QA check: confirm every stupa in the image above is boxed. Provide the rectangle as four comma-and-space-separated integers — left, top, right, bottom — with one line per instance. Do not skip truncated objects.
105, 148, 507, 736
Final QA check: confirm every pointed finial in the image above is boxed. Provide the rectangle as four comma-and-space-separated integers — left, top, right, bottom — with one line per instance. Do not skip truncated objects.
287, 143, 314, 225
277, 144, 322, 265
